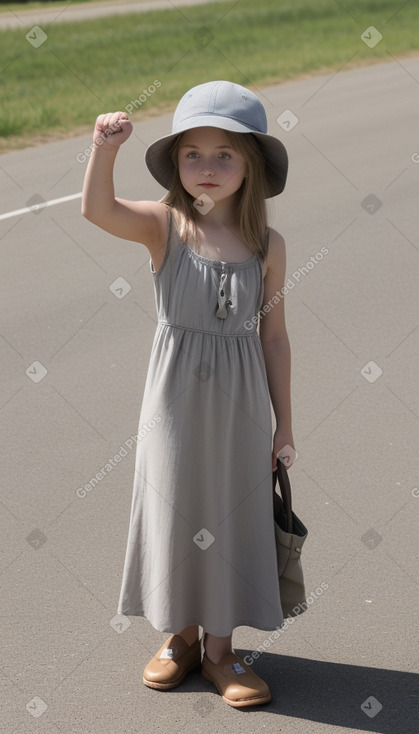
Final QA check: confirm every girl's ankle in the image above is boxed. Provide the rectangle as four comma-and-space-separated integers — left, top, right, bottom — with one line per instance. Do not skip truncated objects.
177, 625, 200, 646
203, 632, 233, 664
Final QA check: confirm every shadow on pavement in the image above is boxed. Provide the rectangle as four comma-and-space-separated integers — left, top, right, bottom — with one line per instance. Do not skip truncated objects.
177, 651, 418, 733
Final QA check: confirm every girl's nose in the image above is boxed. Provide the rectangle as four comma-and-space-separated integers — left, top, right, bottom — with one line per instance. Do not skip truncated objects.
201, 168, 215, 177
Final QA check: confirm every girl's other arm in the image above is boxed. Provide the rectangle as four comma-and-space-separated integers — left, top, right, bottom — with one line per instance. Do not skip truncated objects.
259, 229, 295, 470
82, 111, 167, 259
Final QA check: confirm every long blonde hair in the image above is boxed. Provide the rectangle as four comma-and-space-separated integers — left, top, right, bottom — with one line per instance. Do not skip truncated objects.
161, 130, 271, 261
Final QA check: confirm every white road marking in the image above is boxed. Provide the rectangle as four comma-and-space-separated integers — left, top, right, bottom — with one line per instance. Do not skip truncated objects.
0, 192, 82, 221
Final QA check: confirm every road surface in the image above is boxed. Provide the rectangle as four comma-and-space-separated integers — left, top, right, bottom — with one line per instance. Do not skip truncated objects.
0, 56, 418, 734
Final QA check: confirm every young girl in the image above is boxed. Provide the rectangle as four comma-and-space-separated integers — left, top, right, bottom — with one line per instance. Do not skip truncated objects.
82, 80, 295, 709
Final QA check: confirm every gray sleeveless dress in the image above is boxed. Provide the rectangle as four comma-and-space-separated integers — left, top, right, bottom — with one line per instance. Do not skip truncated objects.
117, 210, 284, 636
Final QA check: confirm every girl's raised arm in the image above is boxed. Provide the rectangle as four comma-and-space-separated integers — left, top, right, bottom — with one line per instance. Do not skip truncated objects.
81, 111, 167, 258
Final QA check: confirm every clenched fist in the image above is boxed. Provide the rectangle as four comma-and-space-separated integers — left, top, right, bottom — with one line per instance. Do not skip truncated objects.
93, 111, 133, 149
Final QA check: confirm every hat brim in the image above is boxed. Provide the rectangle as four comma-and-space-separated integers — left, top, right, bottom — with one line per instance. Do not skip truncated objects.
145, 118, 288, 197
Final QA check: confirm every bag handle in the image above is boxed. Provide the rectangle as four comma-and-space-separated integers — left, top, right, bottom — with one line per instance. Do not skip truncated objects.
272, 458, 293, 532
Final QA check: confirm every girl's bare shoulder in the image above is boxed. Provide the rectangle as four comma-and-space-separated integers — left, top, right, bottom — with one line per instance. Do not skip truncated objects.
137, 199, 170, 230
132, 200, 171, 250
262, 227, 286, 278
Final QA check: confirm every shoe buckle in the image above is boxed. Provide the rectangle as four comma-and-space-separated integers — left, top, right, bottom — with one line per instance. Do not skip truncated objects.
231, 662, 246, 674
160, 647, 177, 659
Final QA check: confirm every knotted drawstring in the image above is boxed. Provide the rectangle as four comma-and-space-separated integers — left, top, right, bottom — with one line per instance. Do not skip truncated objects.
215, 270, 233, 319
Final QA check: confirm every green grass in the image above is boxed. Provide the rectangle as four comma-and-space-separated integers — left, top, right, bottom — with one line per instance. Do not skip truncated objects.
1, 0, 419, 150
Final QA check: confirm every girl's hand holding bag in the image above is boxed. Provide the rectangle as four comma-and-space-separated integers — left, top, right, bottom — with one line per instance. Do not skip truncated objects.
273, 457, 308, 617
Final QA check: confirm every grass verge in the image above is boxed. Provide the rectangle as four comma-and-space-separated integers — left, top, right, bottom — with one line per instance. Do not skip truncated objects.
1, 0, 419, 152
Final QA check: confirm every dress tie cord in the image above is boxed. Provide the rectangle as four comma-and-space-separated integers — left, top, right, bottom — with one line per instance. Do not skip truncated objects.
216, 270, 233, 319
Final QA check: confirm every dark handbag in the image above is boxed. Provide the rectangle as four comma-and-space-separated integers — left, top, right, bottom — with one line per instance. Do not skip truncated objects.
273, 458, 308, 617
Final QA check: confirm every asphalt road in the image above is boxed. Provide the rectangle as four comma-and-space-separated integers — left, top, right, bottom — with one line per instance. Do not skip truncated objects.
1, 57, 419, 733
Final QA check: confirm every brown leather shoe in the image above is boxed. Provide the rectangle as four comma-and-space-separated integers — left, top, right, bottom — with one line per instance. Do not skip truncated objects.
142, 634, 201, 690
202, 651, 272, 707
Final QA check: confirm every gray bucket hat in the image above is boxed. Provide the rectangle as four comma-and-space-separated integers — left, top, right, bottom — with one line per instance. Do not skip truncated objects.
145, 80, 288, 197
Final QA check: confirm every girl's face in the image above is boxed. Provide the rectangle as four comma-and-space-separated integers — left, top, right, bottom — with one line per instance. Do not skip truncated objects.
177, 127, 247, 205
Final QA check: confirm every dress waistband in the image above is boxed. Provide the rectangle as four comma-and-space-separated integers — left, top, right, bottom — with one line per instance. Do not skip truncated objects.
158, 321, 258, 338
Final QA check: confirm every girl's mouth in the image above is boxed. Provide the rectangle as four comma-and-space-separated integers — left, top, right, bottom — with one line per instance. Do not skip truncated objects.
198, 183, 219, 188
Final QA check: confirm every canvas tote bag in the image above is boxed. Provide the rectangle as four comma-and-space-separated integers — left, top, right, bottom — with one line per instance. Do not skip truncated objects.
273, 458, 308, 617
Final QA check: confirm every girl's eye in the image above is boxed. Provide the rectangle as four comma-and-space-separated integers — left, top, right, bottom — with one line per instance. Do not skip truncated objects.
184, 151, 231, 160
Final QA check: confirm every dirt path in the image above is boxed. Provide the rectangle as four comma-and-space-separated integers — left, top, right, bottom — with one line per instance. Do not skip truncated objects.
0, 0, 231, 29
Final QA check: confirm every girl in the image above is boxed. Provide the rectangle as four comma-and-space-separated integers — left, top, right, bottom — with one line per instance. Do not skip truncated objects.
82, 80, 295, 708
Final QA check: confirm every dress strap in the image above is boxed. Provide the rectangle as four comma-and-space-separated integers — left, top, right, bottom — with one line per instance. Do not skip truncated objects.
264, 226, 270, 252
